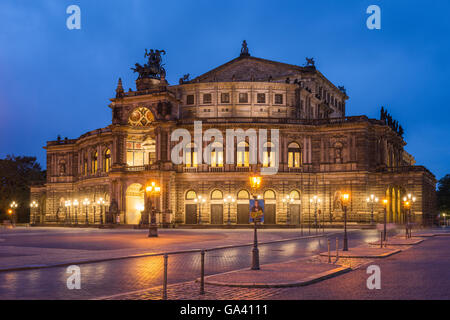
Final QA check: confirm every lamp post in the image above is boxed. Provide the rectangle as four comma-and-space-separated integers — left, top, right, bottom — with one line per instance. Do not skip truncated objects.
309, 195, 321, 234
9, 201, 18, 225
96, 197, 106, 225
402, 193, 416, 238
250, 174, 262, 270
341, 193, 350, 251
146, 181, 161, 237
282, 195, 294, 225
82, 198, 90, 225
73, 199, 79, 224
30, 200, 38, 224
224, 195, 235, 225
194, 195, 206, 224
65, 200, 72, 224
382, 199, 388, 242
366, 194, 379, 224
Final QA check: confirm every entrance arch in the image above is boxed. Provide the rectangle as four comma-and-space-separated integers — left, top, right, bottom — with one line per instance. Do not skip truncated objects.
126, 183, 144, 225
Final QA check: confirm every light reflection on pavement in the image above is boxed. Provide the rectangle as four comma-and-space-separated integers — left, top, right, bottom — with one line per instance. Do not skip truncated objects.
0, 229, 384, 300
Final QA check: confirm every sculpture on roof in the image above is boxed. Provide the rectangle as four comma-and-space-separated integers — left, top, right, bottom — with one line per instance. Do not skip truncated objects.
131, 48, 166, 80
240, 40, 250, 57
304, 57, 315, 67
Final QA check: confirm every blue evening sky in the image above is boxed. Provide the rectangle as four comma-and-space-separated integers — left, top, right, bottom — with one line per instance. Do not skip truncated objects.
0, 1, 449, 180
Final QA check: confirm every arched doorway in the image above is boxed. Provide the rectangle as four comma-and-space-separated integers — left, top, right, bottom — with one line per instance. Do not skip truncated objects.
185, 190, 198, 224
385, 186, 404, 223
126, 183, 144, 225
210, 189, 223, 224
264, 189, 277, 224
237, 189, 250, 224
288, 190, 301, 225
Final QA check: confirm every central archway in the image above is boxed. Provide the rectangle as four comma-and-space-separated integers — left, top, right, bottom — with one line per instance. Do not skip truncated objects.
126, 183, 144, 225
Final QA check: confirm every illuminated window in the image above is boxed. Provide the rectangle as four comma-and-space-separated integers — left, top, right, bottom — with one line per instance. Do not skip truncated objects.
83, 156, 88, 176
262, 142, 276, 168
289, 190, 300, 199
237, 189, 250, 199
211, 190, 223, 200
186, 190, 197, 200
210, 142, 223, 167
91, 152, 98, 174
104, 149, 111, 172
288, 142, 302, 168
185, 143, 198, 168
237, 141, 249, 167
264, 190, 276, 199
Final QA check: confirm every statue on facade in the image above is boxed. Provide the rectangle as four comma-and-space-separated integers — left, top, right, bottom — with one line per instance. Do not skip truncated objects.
304, 57, 315, 67
240, 40, 250, 57
179, 74, 190, 84
338, 86, 347, 95
131, 48, 166, 80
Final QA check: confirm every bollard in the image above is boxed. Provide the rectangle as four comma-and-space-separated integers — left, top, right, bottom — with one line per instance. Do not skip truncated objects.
327, 239, 331, 263
200, 250, 205, 295
335, 237, 339, 262
163, 253, 168, 300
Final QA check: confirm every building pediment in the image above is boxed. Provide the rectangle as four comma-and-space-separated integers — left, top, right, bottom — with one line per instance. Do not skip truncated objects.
192, 56, 311, 83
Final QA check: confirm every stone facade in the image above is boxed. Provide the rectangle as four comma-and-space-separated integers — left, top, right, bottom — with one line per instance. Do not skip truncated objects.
30, 48, 436, 226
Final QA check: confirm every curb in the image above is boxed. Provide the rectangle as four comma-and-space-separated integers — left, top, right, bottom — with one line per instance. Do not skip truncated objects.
202, 266, 351, 288
368, 239, 424, 246
319, 248, 401, 259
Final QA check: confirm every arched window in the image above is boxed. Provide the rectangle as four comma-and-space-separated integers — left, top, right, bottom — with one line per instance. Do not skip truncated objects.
185, 143, 198, 168
210, 142, 223, 167
237, 189, 250, 199
104, 149, 111, 172
262, 142, 276, 168
211, 189, 223, 200
264, 189, 276, 199
83, 156, 88, 176
289, 190, 300, 200
237, 141, 249, 167
288, 142, 301, 168
91, 151, 98, 174
185, 190, 197, 200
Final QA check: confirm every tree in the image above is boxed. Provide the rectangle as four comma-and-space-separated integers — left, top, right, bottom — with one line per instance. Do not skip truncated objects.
437, 174, 450, 215
0, 155, 46, 223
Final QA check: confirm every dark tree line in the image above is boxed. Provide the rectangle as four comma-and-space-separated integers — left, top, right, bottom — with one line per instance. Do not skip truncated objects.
0, 155, 46, 223
437, 174, 450, 216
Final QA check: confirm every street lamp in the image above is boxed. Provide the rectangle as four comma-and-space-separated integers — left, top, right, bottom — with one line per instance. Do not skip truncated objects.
249, 174, 262, 270
382, 199, 388, 242
402, 193, 416, 238
82, 198, 90, 225
96, 197, 106, 225
65, 200, 72, 224
309, 195, 321, 234
194, 195, 206, 224
366, 194, 379, 224
9, 201, 18, 225
146, 181, 161, 237
223, 195, 235, 225
73, 199, 79, 224
30, 200, 38, 224
282, 195, 294, 225
341, 193, 350, 251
